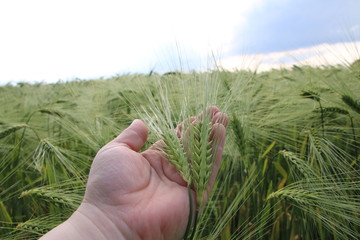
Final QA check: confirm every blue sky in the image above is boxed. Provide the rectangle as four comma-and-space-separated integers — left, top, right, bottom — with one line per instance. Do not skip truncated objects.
234, 0, 360, 55
0, 0, 359, 85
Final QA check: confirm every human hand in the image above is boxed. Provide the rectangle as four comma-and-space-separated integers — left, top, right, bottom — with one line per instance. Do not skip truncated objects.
41, 107, 228, 240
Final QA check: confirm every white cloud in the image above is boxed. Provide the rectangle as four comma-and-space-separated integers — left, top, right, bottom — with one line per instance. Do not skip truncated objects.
219, 41, 360, 72
0, 0, 264, 84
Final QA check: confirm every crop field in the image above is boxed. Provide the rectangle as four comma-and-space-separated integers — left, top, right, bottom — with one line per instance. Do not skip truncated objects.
1, 61, 360, 239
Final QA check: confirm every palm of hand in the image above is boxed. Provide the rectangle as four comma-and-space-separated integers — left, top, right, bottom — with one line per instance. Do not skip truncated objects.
83, 120, 191, 239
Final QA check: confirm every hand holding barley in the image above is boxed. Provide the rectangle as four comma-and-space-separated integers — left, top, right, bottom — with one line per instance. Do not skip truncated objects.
41, 107, 227, 240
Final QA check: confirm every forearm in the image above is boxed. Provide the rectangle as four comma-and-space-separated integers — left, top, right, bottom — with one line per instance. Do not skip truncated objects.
40, 203, 133, 240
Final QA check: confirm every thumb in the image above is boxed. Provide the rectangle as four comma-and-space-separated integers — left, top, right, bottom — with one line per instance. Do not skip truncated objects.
111, 119, 148, 152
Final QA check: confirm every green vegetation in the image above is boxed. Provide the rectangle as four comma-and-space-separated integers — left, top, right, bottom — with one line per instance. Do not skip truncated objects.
1, 62, 360, 239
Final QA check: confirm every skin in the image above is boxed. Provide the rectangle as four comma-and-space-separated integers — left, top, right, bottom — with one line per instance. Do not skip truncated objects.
41, 107, 228, 240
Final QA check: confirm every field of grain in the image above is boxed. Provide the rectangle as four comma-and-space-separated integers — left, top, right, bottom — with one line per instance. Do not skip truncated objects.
1, 62, 360, 239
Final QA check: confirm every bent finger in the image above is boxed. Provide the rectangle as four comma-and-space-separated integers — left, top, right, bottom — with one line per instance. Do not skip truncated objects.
111, 119, 148, 152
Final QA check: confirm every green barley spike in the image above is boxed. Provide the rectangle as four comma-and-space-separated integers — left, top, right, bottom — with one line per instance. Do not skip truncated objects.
0, 124, 28, 139
301, 90, 320, 102
161, 133, 191, 183
342, 95, 360, 114
322, 107, 349, 115
189, 118, 214, 207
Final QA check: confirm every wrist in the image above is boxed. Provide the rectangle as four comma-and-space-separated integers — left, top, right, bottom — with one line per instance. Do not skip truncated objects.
40, 202, 135, 240
72, 202, 128, 240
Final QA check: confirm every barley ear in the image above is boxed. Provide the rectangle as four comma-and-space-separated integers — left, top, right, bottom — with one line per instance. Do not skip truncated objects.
160, 131, 192, 183
342, 95, 360, 114
0, 124, 28, 139
188, 115, 214, 207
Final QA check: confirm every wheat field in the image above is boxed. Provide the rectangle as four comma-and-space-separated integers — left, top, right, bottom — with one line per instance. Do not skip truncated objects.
1, 61, 360, 239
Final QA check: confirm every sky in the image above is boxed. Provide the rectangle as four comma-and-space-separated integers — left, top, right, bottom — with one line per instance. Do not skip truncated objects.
0, 0, 359, 85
